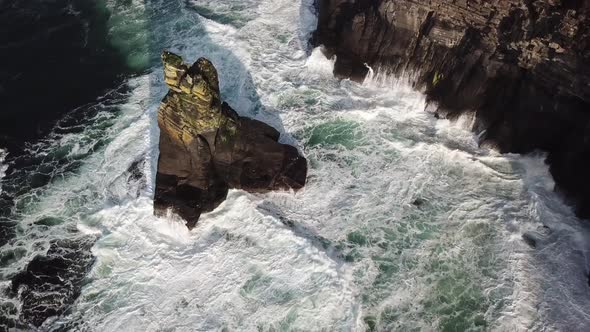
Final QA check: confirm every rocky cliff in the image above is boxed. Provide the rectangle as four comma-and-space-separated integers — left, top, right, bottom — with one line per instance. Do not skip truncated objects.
155, 51, 307, 228
314, 0, 590, 218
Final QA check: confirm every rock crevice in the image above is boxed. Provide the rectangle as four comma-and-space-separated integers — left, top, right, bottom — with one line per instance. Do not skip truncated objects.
155, 51, 307, 228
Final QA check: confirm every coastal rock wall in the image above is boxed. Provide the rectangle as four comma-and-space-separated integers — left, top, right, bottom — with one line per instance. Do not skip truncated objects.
155, 52, 307, 228
314, 0, 590, 217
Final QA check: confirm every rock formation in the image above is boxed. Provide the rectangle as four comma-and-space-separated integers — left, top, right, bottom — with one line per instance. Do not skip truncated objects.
154, 51, 307, 228
314, 0, 590, 218
10, 237, 96, 328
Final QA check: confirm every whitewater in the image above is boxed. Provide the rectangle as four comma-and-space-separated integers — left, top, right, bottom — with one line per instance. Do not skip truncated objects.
1, 0, 590, 330
0, 150, 5, 195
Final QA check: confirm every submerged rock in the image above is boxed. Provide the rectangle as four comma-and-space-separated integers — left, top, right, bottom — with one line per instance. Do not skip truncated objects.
522, 233, 538, 248
10, 237, 96, 327
314, 0, 590, 219
155, 51, 307, 228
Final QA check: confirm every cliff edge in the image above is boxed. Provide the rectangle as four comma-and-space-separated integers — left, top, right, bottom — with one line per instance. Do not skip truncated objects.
315, 0, 590, 218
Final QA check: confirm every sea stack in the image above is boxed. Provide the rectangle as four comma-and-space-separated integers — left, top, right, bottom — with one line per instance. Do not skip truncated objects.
155, 51, 307, 228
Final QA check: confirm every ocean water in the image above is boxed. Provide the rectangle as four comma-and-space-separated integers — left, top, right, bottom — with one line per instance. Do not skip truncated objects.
0, 150, 6, 195
1, 0, 590, 331
0, 0, 133, 152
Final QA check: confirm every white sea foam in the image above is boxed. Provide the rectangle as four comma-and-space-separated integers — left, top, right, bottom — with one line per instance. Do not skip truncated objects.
0, 149, 6, 195
305, 47, 336, 77
363, 65, 420, 95
3, 0, 589, 331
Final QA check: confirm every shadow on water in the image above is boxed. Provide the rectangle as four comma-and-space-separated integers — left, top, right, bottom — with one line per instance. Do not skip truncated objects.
0, 0, 286, 329
504, 156, 590, 331
0, 0, 138, 328
0, 0, 140, 248
0, 0, 136, 154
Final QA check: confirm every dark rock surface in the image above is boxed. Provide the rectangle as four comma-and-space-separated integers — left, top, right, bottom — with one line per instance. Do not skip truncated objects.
9, 236, 96, 328
155, 52, 307, 228
314, 0, 590, 218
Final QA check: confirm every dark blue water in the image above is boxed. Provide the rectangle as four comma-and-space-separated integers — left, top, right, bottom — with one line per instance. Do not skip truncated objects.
0, 1, 136, 328
0, 0, 134, 154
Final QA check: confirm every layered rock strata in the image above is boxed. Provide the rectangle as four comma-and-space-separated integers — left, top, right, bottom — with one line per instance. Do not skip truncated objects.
314, 0, 590, 217
155, 51, 307, 228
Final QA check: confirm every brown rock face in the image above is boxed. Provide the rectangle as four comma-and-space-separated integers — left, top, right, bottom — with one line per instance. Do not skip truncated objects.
315, 0, 590, 218
155, 51, 307, 228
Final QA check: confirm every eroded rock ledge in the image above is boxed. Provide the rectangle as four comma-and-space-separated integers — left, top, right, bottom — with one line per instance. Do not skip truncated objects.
314, 0, 590, 218
155, 51, 307, 228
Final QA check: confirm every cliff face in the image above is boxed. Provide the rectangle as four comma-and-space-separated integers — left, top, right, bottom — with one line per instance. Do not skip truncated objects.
315, 0, 590, 218
155, 52, 307, 228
